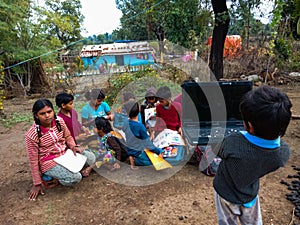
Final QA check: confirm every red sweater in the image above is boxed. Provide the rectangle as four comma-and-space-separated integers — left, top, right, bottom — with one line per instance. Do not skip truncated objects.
154, 101, 182, 133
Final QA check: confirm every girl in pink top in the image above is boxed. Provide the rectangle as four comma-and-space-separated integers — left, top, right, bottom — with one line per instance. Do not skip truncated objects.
55, 92, 89, 143
25, 99, 95, 201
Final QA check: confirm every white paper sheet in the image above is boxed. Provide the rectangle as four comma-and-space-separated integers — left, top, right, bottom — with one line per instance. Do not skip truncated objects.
54, 149, 87, 173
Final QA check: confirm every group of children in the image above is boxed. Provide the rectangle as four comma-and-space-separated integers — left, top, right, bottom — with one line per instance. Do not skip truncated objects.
25, 84, 293, 225
25, 85, 183, 190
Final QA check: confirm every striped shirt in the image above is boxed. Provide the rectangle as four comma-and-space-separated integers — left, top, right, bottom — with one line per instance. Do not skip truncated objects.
25, 117, 76, 186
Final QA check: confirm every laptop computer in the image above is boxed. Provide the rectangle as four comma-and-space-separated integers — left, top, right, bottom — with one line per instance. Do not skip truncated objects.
181, 81, 253, 145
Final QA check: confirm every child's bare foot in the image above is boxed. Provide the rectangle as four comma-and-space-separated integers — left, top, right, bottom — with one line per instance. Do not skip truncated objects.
129, 156, 138, 170
42, 178, 59, 189
81, 166, 93, 177
130, 165, 139, 170
107, 163, 120, 171
113, 163, 120, 170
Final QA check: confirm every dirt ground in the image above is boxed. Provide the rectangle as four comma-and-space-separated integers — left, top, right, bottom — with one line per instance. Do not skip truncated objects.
0, 83, 300, 225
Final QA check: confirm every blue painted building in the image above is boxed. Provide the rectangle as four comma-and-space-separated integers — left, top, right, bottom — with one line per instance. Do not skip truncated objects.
79, 41, 155, 75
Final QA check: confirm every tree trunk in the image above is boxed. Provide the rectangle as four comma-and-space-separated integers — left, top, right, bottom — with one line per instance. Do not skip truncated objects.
30, 59, 50, 94
209, 0, 230, 81
4, 59, 50, 97
154, 26, 165, 63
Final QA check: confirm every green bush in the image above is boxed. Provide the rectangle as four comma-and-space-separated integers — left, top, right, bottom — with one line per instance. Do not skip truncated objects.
106, 65, 186, 107
274, 38, 291, 61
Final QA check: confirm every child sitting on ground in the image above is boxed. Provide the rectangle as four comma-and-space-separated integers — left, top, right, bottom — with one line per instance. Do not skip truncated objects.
113, 92, 142, 129
151, 86, 182, 140
55, 92, 89, 143
140, 87, 158, 130
213, 85, 292, 225
81, 89, 113, 128
26, 99, 96, 200
81, 117, 128, 176
122, 100, 163, 170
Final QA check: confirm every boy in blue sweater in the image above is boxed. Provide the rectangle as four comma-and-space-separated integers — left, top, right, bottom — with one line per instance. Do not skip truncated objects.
122, 100, 163, 170
213, 85, 292, 225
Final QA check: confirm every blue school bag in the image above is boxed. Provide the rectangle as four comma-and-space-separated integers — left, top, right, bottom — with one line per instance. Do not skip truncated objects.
163, 145, 186, 166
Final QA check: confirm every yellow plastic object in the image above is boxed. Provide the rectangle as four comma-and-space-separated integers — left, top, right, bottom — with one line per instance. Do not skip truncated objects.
144, 149, 172, 170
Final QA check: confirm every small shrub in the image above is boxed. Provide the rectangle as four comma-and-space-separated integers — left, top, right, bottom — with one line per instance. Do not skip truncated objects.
106, 65, 186, 106
274, 38, 291, 61
0, 112, 32, 128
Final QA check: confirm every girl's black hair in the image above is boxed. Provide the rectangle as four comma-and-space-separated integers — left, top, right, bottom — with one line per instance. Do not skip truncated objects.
95, 116, 113, 134
32, 98, 62, 138
55, 92, 74, 107
85, 89, 106, 100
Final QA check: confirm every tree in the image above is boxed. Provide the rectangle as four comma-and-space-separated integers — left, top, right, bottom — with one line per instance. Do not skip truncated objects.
115, 0, 206, 49
39, 0, 84, 47
230, 0, 261, 49
209, 0, 230, 80
287, 0, 300, 39
115, 0, 149, 40
0, 0, 50, 96
163, 0, 201, 48
0, 0, 84, 96
146, 0, 156, 40
228, 0, 264, 47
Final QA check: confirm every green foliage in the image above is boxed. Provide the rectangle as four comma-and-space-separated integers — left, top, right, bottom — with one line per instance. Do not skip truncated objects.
0, 0, 85, 97
0, 112, 32, 128
215, 11, 230, 25
161, 64, 189, 84
270, 0, 300, 40
229, 0, 262, 48
105, 64, 186, 109
40, 0, 84, 46
274, 37, 291, 61
287, 46, 300, 71
114, 0, 212, 49
106, 66, 158, 105
115, 0, 149, 41
228, 16, 269, 36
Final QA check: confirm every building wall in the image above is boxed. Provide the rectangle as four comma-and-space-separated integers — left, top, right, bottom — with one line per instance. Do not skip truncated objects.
78, 52, 155, 76
81, 52, 155, 70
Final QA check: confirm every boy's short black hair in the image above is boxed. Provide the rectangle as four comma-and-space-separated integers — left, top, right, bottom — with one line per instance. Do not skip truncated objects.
95, 116, 113, 133
123, 92, 135, 102
240, 85, 292, 140
124, 100, 139, 118
55, 92, 74, 107
156, 86, 171, 100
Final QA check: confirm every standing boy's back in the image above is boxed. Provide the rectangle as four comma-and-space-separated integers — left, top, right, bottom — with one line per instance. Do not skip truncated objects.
213, 85, 292, 225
